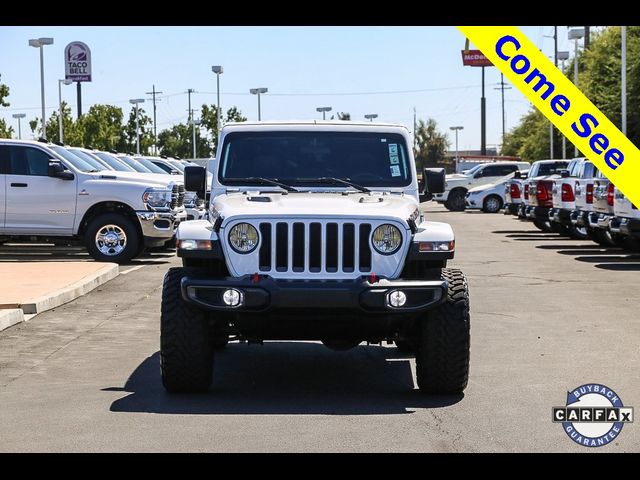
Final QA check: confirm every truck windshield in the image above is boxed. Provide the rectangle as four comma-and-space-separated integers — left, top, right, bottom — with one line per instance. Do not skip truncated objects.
93, 152, 136, 172
118, 155, 153, 173
50, 145, 97, 172
219, 131, 412, 188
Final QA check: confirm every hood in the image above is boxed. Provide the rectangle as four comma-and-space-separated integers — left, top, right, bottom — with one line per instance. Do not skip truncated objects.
213, 192, 418, 222
85, 171, 178, 188
446, 173, 469, 180
468, 182, 497, 194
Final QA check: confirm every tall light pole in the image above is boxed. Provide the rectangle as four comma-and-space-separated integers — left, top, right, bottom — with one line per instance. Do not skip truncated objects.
129, 98, 145, 154
494, 73, 511, 150
450, 126, 464, 173
621, 26, 627, 136
364, 114, 378, 122
28, 37, 54, 140
189, 118, 201, 160
212, 66, 223, 146
250, 88, 268, 120
569, 28, 585, 157
316, 106, 332, 120
557, 51, 570, 159
12, 113, 26, 139
58, 78, 72, 143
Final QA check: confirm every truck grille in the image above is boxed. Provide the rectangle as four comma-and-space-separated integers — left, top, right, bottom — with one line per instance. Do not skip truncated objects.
170, 184, 185, 209
257, 220, 373, 274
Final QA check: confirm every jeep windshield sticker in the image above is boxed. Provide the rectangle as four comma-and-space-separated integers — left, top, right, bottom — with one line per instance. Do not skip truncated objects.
388, 144, 398, 155
390, 165, 401, 177
389, 154, 400, 165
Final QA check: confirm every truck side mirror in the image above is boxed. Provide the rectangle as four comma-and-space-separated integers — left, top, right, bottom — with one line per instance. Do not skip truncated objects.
514, 170, 522, 179
48, 160, 74, 180
560, 169, 570, 178
185, 165, 207, 199
419, 168, 445, 202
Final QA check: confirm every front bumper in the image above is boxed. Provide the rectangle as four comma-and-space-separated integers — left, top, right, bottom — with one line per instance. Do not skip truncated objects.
465, 196, 480, 209
181, 275, 447, 313
136, 210, 184, 243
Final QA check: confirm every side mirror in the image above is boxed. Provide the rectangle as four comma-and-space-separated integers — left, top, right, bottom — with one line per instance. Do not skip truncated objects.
514, 171, 522, 179
170, 169, 181, 175
423, 167, 445, 194
48, 161, 74, 180
473, 171, 483, 179
560, 169, 570, 178
185, 165, 207, 199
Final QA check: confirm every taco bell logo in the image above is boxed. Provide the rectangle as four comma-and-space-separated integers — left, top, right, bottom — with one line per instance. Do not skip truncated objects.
64, 41, 92, 82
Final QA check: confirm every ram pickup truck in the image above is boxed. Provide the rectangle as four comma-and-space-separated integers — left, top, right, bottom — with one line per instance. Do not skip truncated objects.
504, 170, 528, 216
588, 170, 623, 247
160, 121, 471, 395
432, 161, 529, 211
549, 158, 590, 239
610, 187, 640, 252
523, 159, 569, 232
0, 139, 186, 263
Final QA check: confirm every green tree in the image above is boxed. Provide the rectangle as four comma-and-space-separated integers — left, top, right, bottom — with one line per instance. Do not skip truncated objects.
44, 102, 85, 146
0, 119, 13, 138
123, 106, 153, 154
157, 123, 209, 159
414, 118, 450, 169
79, 104, 125, 151
0, 74, 10, 107
200, 104, 247, 150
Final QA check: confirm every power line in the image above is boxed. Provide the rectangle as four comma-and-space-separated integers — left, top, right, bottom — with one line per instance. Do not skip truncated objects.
146, 84, 163, 155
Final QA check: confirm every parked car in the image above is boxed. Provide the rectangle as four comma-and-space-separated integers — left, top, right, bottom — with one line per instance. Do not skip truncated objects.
0, 139, 186, 263
610, 187, 640, 252
504, 170, 528, 216
588, 170, 624, 247
432, 161, 530, 211
522, 160, 570, 232
466, 170, 528, 213
548, 158, 590, 239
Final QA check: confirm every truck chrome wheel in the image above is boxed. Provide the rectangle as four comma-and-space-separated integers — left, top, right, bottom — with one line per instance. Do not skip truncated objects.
95, 224, 127, 256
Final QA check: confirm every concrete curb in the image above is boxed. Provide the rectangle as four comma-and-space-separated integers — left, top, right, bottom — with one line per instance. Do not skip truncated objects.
0, 309, 25, 332
20, 263, 120, 314
0, 263, 119, 332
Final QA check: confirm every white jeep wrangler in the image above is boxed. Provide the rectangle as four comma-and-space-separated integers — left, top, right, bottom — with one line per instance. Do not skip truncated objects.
161, 121, 470, 394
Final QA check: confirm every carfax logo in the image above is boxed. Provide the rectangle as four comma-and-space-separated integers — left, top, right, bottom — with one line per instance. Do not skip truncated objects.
553, 383, 634, 447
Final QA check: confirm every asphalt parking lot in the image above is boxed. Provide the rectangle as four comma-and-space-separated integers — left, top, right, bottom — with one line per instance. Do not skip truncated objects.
0, 202, 638, 452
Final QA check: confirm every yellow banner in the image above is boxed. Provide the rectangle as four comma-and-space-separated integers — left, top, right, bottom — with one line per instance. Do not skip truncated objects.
458, 26, 639, 207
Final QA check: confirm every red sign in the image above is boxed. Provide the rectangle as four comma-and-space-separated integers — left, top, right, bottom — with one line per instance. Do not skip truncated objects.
461, 50, 493, 67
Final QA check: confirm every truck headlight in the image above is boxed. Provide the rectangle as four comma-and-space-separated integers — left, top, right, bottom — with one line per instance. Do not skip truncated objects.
142, 188, 171, 209
228, 223, 259, 253
371, 224, 402, 254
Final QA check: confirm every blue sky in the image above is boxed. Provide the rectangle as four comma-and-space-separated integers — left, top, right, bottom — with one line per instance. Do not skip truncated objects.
0, 26, 577, 150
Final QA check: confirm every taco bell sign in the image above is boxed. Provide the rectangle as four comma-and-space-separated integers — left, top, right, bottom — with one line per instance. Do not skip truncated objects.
64, 41, 92, 82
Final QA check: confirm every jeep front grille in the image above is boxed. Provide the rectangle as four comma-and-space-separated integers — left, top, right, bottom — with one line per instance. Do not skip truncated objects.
258, 221, 373, 274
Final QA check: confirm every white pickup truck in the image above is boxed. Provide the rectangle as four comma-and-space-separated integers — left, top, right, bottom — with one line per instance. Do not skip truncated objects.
433, 161, 530, 211
0, 139, 186, 263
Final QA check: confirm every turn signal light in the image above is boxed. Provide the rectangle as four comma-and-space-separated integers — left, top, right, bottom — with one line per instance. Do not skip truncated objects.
419, 241, 455, 252
178, 239, 212, 250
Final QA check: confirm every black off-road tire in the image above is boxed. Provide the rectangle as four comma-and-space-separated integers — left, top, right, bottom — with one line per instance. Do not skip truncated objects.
445, 190, 467, 212
211, 334, 229, 350
567, 224, 589, 240
84, 213, 140, 264
533, 218, 553, 233
160, 267, 213, 393
416, 268, 470, 394
395, 339, 416, 354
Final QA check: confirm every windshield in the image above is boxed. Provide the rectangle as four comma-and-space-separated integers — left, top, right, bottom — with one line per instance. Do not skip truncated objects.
219, 131, 412, 188
463, 164, 484, 176
68, 149, 111, 171
93, 152, 136, 172
138, 157, 169, 174
50, 146, 97, 172
538, 161, 569, 176
118, 155, 153, 173
167, 160, 186, 172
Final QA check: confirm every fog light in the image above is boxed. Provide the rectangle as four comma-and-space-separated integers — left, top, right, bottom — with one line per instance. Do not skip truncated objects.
388, 290, 407, 308
222, 289, 243, 307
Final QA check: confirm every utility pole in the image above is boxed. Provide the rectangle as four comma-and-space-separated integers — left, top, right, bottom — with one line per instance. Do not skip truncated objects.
146, 85, 163, 155
622, 26, 627, 136
187, 88, 195, 157
550, 26, 558, 158
494, 74, 511, 150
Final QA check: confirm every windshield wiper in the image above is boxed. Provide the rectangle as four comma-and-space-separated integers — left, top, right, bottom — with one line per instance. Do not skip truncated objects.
225, 177, 299, 192
295, 177, 370, 193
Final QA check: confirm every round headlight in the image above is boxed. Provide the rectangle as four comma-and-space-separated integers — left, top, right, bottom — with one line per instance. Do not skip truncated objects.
371, 224, 402, 254
228, 223, 259, 253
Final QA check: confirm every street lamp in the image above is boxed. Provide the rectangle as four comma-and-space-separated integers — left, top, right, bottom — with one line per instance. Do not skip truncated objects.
364, 114, 378, 122
189, 118, 201, 160
28, 37, 54, 140
58, 79, 73, 143
211, 65, 223, 146
449, 126, 464, 173
568, 28, 585, 157
316, 106, 332, 120
12, 113, 26, 139
557, 51, 570, 159
129, 98, 145, 154
249, 88, 268, 121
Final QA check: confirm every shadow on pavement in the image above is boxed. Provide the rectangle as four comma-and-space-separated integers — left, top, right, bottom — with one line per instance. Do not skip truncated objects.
107, 343, 463, 415
595, 263, 640, 271
575, 254, 640, 264
0, 244, 174, 264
